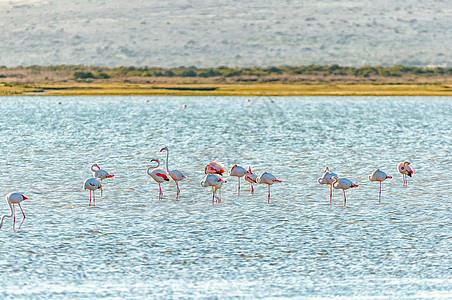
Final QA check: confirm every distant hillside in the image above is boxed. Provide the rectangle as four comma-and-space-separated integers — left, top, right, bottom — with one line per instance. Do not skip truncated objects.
0, 0, 450, 67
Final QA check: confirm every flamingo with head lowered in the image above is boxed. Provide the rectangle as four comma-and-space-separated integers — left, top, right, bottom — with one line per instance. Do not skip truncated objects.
317, 167, 338, 204
332, 177, 358, 206
256, 171, 282, 204
228, 164, 247, 195
397, 162, 413, 187
147, 159, 170, 200
91, 163, 114, 197
160, 146, 186, 199
0, 192, 29, 230
201, 173, 227, 204
369, 169, 392, 203
244, 167, 258, 195
83, 177, 102, 206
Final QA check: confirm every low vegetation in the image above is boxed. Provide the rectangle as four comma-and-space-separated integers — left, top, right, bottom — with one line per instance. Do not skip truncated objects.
0, 64, 450, 96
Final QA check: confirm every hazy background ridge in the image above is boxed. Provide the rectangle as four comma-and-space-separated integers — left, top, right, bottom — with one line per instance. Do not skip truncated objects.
1, 0, 451, 67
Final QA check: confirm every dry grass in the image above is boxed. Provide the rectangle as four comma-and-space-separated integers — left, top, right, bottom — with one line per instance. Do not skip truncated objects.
0, 82, 451, 97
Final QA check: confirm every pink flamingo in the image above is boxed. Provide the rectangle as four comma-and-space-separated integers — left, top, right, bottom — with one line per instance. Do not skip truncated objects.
201, 174, 227, 204
91, 163, 114, 197
147, 159, 170, 200
205, 161, 225, 175
83, 177, 102, 206
332, 177, 358, 206
0, 192, 29, 230
228, 164, 247, 195
244, 167, 258, 195
317, 167, 338, 204
256, 171, 282, 203
160, 146, 186, 199
397, 162, 413, 187
369, 169, 392, 203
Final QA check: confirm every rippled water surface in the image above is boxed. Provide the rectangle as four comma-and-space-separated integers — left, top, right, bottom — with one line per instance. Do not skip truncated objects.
0, 96, 451, 298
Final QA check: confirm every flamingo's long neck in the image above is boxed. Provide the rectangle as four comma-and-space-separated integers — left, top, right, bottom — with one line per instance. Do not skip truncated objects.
164, 149, 170, 173
91, 164, 100, 174
0, 200, 13, 228
147, 160, 160, 176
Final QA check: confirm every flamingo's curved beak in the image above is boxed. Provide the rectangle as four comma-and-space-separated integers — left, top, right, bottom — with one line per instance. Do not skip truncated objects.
22, 195, 29, 200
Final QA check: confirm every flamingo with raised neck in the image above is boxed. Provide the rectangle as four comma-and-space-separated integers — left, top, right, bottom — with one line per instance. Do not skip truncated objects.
160, 146, 186, 200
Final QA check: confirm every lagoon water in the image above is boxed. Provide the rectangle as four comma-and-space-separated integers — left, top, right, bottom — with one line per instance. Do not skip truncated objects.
0, 96, 451, 298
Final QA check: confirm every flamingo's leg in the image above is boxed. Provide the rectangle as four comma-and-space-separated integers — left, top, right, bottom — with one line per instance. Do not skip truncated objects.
18, 203, 26, 229
251, 184, 254, 195
101, 179, 103, 197
268, 185, 271, 204
238, 177, 240, 195
89, 191, 92, 206
218, 188, 222, 203
12, 204, 16, 230
176, 181, 180, 200
159, 183, 163, 200
212, 187, 215, 204
329, 185, 333, 204
93, 191, 96, 206
343, 190, 347, 207
379, 181, 382, 203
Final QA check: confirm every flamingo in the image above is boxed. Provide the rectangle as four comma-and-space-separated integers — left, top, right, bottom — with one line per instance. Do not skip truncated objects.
160, 146, 186, 199
147, 159, 170, 200
205, 161, 225, 175
244, 167, 258, 195
256, 172, 282, 204
397, 162, 413, 187
332, 177, 358, 206
83, 178, 102, 206
91, 163, 114, 197
369, 169, 392, 203
0, 192, 29, 230
200, 173, 227, 204
228, 164, 247, 195
317, 167, 338, 204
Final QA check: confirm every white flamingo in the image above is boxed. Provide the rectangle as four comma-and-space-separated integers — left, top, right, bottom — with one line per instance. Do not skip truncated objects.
256, 172, 282, 204
201, 174, 227, 204
205, 161, 225, 175
317, 167, 338, 204
228, 164, 247, 195
332, 177, 358, 206
147, 159, 170, 200
160, 146, 186, 199
397, 162, 413, 187
369, 169, 392, 203
0, 192, 29, 230
91, 163, 114, 197
83, 178, 102, 207
244, 167, 258, 195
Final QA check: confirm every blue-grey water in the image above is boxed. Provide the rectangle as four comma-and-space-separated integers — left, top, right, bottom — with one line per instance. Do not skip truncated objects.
0, 96, 451, 298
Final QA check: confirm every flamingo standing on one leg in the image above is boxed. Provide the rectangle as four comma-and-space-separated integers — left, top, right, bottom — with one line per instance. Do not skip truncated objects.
205, 161, 226, 175
160, 146, 186, 200
368, 169, 392, 203
256, 172, 282, 204
147, 159, 170, 200
228, 164, 247, 195
91, 163, 114, 197
317, 167, 338, 204
201, 173, 227, 204
332, 177, 358, 207
83, 178, 102, 207
244, 167, 258, 195
397, 162, 413, 187
0, 192, 29, 230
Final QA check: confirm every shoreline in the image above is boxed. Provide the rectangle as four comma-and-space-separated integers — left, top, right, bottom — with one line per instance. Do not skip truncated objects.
1, 82, 451, 97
